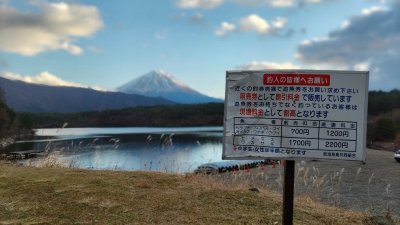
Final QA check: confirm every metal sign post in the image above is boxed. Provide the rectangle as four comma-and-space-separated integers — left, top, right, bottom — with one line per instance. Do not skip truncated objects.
282, 160, 295, 225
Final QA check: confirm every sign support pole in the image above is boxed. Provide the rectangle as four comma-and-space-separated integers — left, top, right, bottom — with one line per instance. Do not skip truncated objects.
282, 160, 295, 225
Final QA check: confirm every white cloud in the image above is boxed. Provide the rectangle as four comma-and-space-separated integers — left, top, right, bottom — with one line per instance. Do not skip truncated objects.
270, 0, 295, 7
2, 71, 85, 87
302, 0, 322, 3
216, 14, 287, 36
61, 42, 83, 55
0, 1, 103, 56
237, 61, 300, 70
353, 62, 370, 71
176, 0, 224, 9
233, 0, 337, 8
341, 20, 350, 29
1, 71, 106, 91
361, 5, 387, 15
177, 0, 335, 9
272, 17, 288, 28
234, 0, 294, 7
297, 1, 400, 90
215, 22, 236, 36
240, 14, 271, 34
297, 5, 397, 66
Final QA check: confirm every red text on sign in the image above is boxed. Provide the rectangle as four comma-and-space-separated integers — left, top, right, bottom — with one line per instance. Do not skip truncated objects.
264, 74, 330, 86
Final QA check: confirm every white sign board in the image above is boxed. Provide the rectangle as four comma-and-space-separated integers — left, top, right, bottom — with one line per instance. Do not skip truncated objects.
223, 70, 369, 162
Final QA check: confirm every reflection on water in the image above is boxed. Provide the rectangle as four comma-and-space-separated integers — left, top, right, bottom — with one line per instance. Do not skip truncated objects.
8, 127, 226, 173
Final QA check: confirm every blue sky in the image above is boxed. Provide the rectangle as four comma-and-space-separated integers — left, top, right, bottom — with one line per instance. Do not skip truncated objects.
0, 0, 398, 98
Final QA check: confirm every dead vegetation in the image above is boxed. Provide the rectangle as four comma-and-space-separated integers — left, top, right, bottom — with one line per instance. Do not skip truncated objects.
0, 161, 388, 225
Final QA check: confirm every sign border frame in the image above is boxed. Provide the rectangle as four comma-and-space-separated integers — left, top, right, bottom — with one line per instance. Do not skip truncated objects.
222, 69, 369, 162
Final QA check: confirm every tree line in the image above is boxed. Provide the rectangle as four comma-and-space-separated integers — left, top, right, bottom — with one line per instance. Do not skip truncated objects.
4, 88, 400, 145
0, 88, 33, 140
367, 90, 400, 143
28, 103, 224, 128
368, 90, 400, 115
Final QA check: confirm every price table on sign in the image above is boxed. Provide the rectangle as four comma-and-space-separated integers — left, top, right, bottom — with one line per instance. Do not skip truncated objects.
233, 117, 358, 158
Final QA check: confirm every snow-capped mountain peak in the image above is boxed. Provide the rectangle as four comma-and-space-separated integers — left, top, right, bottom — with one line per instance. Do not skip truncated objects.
116, 70, 222, 104
130, 70, 191, 93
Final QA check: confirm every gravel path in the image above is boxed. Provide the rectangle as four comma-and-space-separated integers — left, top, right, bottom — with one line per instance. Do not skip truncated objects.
213, 149, 400, 217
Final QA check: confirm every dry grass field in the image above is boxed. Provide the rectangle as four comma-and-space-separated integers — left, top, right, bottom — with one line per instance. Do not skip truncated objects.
0, 160, 391, 225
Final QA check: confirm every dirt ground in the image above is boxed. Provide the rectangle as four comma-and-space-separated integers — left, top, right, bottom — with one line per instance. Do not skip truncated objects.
212, 149, 400, 218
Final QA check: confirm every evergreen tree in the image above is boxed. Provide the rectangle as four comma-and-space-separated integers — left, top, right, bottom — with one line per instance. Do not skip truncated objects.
373, 117, 397, 141
0, 86, 4, 103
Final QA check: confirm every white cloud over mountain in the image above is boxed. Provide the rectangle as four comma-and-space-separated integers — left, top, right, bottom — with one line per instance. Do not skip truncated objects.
297, 2, 400, 90
1, 71, 105, 91
0, 1, 103, 56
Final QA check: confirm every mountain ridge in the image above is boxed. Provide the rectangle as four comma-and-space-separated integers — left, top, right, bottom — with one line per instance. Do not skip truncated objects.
0, 77, 173, 113
117, 70, 222, 104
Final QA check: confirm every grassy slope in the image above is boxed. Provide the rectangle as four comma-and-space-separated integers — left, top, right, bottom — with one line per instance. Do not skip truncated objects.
0, 162, 374, 225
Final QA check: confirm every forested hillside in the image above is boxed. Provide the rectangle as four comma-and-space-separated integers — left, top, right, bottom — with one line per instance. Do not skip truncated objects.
28, 103, 224, 128
0, 87, 33, 144
0, 77, 173, 113
368, 90, 400, 115
367, 90, 400, 144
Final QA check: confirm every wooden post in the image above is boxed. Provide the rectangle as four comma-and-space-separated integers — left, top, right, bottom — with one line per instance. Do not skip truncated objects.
282, 160, 295, 225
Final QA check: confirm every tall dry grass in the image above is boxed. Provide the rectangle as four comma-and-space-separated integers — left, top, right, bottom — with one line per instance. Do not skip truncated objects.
197, 160, 397, 223
17, 125, 399, 223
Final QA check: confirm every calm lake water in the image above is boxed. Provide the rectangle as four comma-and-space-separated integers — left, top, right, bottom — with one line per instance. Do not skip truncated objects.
9, 127, 227, 173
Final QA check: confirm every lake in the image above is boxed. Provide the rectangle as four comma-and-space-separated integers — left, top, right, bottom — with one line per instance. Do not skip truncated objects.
8, 127, 227, 173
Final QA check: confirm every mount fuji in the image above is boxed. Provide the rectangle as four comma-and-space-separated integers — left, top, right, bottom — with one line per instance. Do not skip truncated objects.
116, 70, 223, 104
